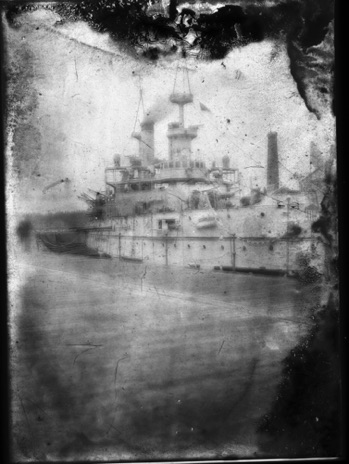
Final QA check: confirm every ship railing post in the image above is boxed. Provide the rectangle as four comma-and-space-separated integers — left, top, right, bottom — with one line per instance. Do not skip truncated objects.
286, 197, 290, 276
228, 233, 236, 272
165, 232, 169, 266
229, 233, 236, 271
232, 233, 236, 271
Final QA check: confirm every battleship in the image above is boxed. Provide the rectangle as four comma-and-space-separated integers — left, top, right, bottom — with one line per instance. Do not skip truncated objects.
40, 68, 325, 276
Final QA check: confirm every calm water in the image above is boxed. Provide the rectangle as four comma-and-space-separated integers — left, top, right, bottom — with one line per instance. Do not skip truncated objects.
10, 250, 315, 461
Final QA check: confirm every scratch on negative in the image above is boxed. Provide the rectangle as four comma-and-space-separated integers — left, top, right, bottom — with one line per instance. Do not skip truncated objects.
67, 343, 103, 347
74, 58, 78, 81
19, 394, 31, 431
24, 397, 49, 417
152, 285, 161, 299
73, 345, 102, 365
18, 393, 38, 458
114, 354, 129, 389
218, 340, 225, 355
141, 266, 147, 279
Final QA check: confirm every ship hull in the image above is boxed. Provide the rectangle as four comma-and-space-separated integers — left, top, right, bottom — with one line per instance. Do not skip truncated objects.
86, 232, 323, 274
84, 207, 324, 275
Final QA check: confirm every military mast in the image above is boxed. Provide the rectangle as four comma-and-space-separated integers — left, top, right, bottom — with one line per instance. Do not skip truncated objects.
167, 66, 199, 162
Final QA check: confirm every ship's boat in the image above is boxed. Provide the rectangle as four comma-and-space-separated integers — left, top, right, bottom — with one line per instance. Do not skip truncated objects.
195, 215, 217, 229
38, 232, 102, 257
120, 256, 143, 263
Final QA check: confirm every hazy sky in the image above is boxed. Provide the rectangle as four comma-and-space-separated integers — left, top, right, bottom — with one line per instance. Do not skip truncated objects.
6, 9, 334, 213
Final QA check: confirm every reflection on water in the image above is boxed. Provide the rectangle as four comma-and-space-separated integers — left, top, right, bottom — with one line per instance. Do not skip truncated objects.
11, 251, 315, 461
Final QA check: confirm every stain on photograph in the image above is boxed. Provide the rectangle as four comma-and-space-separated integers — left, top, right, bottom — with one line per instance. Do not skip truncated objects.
4, 0, 340, 462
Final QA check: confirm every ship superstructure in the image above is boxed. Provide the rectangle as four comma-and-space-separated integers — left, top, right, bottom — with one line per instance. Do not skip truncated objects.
81, 69, 325, 275
102, 68, 239, 218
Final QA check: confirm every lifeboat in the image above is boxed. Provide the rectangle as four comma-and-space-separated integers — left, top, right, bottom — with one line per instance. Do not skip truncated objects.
195, 215, 217, 229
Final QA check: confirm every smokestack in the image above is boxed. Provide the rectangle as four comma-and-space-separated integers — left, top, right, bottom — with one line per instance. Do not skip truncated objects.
132, 122, 155, 166
113, 154, 121, 167
222, 155, 230, 169
267, 132, 279, 191
140, 121, 154, 165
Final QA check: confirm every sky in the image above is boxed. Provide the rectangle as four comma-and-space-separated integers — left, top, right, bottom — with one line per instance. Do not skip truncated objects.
5, 9, 335, 213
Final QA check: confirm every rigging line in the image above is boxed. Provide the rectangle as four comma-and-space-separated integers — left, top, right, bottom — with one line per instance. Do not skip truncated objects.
182, 65, 186, 93
132, 93, 142, 133
200, 109, 324, 195
232, 133, 324, 195
118, 97, 137, 160
277, 159, 325, 195
39, 23, 124, 61
138, 139, 153, 151
139, 75, 145, 116
172, 60, 180, 94
121, 75, 144, 159
133, 75, 145, 130
181, 55, 192, 94
236, 177, 317, 216
186, 65, 192, 94
154, 149, 165, 158
198, 109, 262, 167
196, 108, 282, 173
211, 170, 310, 214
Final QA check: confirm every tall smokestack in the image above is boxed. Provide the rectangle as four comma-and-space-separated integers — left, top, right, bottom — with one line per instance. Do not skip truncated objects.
140, 121, 154, 165
222, 155, 230, 169
132, 121, 154, 166
267, 131, 279, 191
131, 122, 155, 166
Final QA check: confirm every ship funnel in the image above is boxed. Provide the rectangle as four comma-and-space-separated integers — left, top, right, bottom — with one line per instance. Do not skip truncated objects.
132, 121, 155, 166
113, 154, 121, 167
140, 121, 154, 165
267, 131, 279, 191
222, 155, 230, 169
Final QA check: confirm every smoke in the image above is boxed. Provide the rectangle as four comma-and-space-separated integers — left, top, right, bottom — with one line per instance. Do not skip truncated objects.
142, 95, 173, 124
